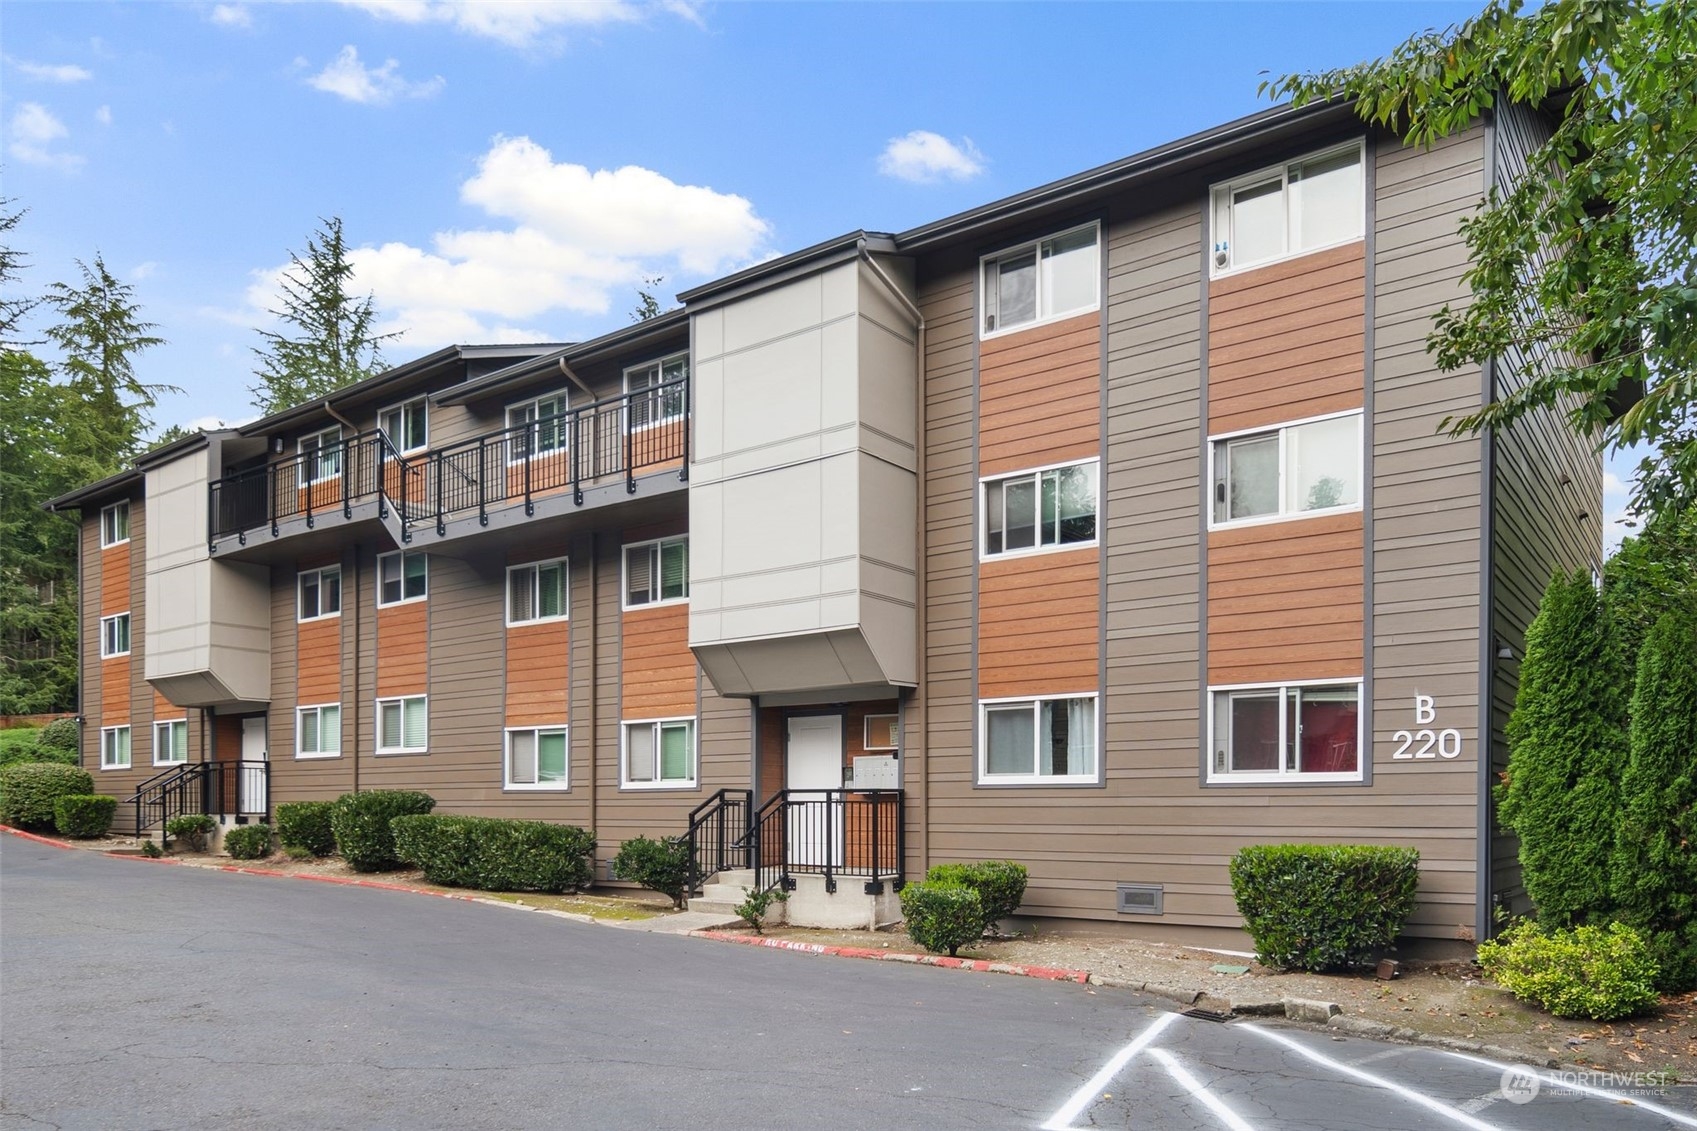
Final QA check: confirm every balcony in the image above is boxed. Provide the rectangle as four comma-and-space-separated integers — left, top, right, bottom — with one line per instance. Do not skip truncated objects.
208, 378, 688, 556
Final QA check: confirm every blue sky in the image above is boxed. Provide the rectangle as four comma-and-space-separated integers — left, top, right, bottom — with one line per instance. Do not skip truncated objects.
1, 0, 1631, 544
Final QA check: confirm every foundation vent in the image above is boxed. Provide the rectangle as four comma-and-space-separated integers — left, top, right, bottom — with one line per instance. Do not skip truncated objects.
1116, 883, 1163, 916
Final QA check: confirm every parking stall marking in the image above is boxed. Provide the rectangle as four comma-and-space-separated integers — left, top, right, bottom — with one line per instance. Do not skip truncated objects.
1040, 1010, 1180, 1131
1440, 1050, 1697, 1129
1147, 1047, 1258, 1131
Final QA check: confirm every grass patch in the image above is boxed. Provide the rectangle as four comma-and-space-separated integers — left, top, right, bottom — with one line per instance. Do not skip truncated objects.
0, 727, 43, 761
484, 892, 666, 921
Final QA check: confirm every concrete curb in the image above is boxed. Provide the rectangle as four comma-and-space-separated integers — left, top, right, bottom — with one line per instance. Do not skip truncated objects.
691, 931, 1092, 983
1326, 1014, 1560, 1068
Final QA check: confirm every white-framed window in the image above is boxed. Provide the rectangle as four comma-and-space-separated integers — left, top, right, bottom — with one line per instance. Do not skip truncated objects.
376, 695, 428, 755
100, 612, 131, 658
1210, 140, 1365, 276
622, 717, 696, 789
296, 704, 342, 759
982, 460, 1099, 559
507, 559, 568, 625
980, 222, 1100, 337
1208, 680, 1363, 783
505, 391, 571, 462
298, 426, 343, 486
100, 500, 130, 548
379, 397, 429, 454
505, 726, 569, 790
624, 536, 688, 609
625, 351, 688, 429
863, 714, 899, 751
1209, 411, 1362, 528
152, 719, 188, 766
297, 566, 342, 621
100, 725, 131, 770
377, 551, 427, 607
978, 694, 1098, 784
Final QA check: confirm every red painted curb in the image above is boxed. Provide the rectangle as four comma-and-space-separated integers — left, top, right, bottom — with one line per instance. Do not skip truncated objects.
691, 930, 1092, 985
0, 824, 78, 850
213, 865, 485, 903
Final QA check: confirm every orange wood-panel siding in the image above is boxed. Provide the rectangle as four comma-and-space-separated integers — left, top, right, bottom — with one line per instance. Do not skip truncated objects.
978, 312, 1101, 477
1207, 511, 1365, 685
297, 616, 342, 704
376, 600, 428, 696
978, 549, 1100, 698
98, 540, 131, 726
621, 602, 693, 719
99, 541, 129, 614
1207, 241, 1365, 435
506, 619, 570, 727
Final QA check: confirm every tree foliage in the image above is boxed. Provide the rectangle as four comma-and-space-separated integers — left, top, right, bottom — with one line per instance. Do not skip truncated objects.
1602, 502, 1697, 662
1497, 570, 1630, 927
250, 217, 396, 415
630, 275, 665, 322
1269, 0, 1697, 523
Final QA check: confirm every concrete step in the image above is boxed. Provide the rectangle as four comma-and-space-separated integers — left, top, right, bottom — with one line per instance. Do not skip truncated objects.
708, 869, 756, 887
684, 897, 748, 919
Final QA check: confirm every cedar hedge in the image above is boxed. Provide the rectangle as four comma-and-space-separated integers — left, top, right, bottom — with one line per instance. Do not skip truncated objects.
391, 814, 596, 892
0, 763, 95, 830
330, 790, 436, 871
1478, 921, 1661, 1020
611, 836, 691, 908
926, 860, 1028, 934
276, 801, 337, 857
224, 823, 274, 860
1229, 844, 1420, 972
899, 881, 983, 957
53, 794, 117, 838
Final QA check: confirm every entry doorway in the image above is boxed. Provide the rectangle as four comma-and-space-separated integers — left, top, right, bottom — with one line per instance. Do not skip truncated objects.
785, 715, 843, 868
241, 717, 268, 815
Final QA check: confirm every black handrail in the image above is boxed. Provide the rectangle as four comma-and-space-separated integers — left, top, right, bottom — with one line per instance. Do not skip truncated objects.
127, 760, 272, 837
683, 788, 754, 896
750, 789, 904, 897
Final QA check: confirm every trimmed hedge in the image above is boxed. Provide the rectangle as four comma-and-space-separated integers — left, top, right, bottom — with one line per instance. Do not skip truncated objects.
165, 813, 217, 850
0, 763, 95, 830
276, 801, 337, 857
1229, 844, 1420, 972
1478, 921, 1661, 1020
392, 814, 596, 892
926, 860, 1028, 934
36, 718, 81, 758
900, 881, 983, 957
53, 794, 117, 838
612, 836, 691, 908
330, 790, 436, 872
224, 823, 273, 861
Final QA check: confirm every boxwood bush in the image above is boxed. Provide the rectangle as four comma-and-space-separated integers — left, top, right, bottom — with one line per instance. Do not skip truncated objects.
330, 790, 435, 872
392, 814, 595, 892
0, 763, 95, 830
35, 718, 81, 761
1478, 921, 1661, 1020
165, 813, 217, 851
53, 794, 117, 838
276, 801, 337, 857
223, 823, 274, 861
1229, 844, 1421, 971
611, 836, 691, 908
900, 881, 984, 957
926, 860, 1028, 934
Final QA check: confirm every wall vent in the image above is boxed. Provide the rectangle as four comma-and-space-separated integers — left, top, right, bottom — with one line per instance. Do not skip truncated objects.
1116, 883, 1163, 916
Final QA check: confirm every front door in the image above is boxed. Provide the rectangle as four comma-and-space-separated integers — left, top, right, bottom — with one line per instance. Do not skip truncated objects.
786, 715, 843, 868
240, 717, 268, 815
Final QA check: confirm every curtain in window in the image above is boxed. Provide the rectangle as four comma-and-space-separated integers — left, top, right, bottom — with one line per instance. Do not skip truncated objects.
402, 699, 427, 748
301, 711, 320, 753
627, 546, 653, 605
660, 723, 691, 780
537, 731, 567, 782
510, 731, 537, 784
1066, 698, 1094, 775
628, 724, 656, 780
986, 707, 1033, 775
660, 541, 687, 600
320, 707, 340, 753
509, 568, 535, 622
538, 563, 564, 619
381, 703, 401, 749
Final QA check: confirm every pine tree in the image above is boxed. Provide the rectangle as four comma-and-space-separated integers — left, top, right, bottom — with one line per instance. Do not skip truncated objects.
249, 217, 396, 415
1610, 601, 1697, 990
1497, 570, 1631, 927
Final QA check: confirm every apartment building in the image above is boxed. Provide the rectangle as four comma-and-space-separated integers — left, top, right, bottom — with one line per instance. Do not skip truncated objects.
47, 96, 1599, 952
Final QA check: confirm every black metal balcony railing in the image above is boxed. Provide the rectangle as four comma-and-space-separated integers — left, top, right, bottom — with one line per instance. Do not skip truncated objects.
128, 759, 271, 836
207, 377, 689, 547
750, 788, 905, 896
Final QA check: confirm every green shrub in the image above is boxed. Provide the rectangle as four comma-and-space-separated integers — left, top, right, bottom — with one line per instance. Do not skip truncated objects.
276, 801, 337, 857
223, 823, 273, 860
53, 794, 117, 838
926, 860, 1028, 934
0, 762, 95, 830
165, 813, 217, 851
1478, 921, 1661, 1020
1229, 844, 1421, 972
735, 886, 789, 934
391, 814, 595, 892
611, 836, 691, 908
36, 718, 81, 758
900, 882, 983, 957
329, 790, 436, 872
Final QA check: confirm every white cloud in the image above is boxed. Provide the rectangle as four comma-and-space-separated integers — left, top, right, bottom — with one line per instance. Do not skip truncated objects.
210, 4, 253, 28
877, 130, 986, 184
95, 105, 112, 126
306, 46, 444, 105
8, 103, 83, 171
131, 261, 158, 280
7, 58, 93, 83
240, 135, 771, 350
337, 0, 650, 48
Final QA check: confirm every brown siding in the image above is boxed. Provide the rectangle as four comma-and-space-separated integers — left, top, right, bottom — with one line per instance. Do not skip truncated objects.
80, 517, 101, 771
978, 549, 1100, 698
978, 311, 1101, 477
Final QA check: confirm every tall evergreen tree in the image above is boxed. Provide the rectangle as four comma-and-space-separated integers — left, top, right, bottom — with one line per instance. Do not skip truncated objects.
1497, 570, 1631, 926
1611, 600, 1697, 990
249, 217, 396, 415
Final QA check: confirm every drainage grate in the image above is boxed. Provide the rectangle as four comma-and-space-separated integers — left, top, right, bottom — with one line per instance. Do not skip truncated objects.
1181, 1006, 1232, 1023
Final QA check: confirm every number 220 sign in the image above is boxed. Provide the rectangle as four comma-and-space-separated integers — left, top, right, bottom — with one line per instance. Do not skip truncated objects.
1391, 695, 1463, 760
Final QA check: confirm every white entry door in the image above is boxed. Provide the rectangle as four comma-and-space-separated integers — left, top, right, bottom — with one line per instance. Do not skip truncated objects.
241, 717, 268, 815
786, 715, 843, 868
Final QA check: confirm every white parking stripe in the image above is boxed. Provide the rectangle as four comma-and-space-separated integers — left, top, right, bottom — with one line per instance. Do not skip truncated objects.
1441, 1050, 1697, 1129
1040, 1010, 1180, 1131
1242, 1025, 1505, 1131
1149, 1048, 1258, 1131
